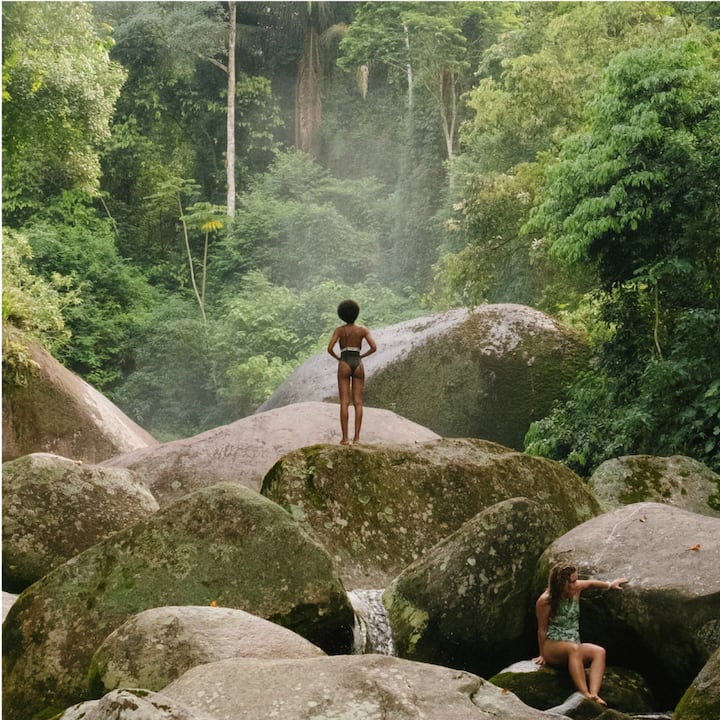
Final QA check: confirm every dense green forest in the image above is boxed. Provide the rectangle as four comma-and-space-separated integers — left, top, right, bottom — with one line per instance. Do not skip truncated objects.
3, 1, 719, 475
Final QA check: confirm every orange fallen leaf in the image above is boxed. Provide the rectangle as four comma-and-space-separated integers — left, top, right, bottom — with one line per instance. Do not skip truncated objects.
209, 600, 218, 607
688, 544, 701, 551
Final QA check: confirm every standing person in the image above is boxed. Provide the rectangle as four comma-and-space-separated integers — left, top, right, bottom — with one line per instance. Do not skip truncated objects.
534, 562, 629, 706
327, 299, 377, 445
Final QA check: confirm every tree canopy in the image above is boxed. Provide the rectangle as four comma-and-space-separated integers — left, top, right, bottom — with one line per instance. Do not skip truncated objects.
3, 1, 718, 473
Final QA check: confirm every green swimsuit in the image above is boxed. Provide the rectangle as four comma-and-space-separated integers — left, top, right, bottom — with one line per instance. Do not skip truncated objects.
547, 597, 581, 643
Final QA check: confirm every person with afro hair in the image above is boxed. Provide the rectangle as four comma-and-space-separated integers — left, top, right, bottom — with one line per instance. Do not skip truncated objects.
327, 299, 377, 444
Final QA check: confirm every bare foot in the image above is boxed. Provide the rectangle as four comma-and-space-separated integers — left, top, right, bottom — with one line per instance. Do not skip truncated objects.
588, 694, 606, 706
340, 439, 350, 445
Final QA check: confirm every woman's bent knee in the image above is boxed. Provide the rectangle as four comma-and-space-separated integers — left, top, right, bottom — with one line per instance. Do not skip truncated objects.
582, 644, 605, 661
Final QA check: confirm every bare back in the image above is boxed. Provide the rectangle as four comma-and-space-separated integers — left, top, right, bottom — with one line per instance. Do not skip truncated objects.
338, 324, 370, 349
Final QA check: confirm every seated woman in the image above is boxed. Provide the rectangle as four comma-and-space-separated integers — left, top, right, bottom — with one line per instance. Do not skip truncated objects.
534, 562, 629, 706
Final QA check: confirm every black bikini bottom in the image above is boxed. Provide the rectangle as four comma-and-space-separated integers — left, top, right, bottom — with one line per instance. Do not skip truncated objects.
340, 349, 361, 375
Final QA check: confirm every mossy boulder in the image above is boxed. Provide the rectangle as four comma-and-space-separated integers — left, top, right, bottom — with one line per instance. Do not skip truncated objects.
2, 327, 156, 463
2, 453, 159, 592
260, 304, 590, 450
536, 502, 720, 707
490, 662, 656, 716
674, 645, 720, 720
588, 455, 720, 517
262, 438, 602, 588
383, 497, 566, 678
2, 483, 353, 720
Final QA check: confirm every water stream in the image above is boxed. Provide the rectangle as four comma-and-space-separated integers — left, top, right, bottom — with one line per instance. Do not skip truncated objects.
347, 588, 396, 656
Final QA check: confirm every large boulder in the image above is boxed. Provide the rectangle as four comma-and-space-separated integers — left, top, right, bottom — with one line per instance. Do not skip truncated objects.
2, 483, 353, 720
383, 497, 566, 678
588, 455, 720, 517
259, 304, 590, 450
261, 439, 602, 588
160, 654, 560, 720
2, 453, 159, 592
88, 606, 324, 696
2, 328, 156, 463
536, 502, 720, 707
490, 661, 657, 717
104, 401, 439, 504
674, 645, 720, 720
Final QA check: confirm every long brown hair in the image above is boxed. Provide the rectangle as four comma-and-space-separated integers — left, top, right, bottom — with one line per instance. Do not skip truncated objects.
548, 563, 577, 617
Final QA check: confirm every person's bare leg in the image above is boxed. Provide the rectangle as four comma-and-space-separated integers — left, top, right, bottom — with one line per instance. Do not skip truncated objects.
351, 367, 365, 443
584, 644, 607, 705
337, 364, 352, 444
565, 645, 591, 698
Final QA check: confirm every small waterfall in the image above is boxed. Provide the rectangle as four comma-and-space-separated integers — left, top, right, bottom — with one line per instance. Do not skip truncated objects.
347, 588, 396, 656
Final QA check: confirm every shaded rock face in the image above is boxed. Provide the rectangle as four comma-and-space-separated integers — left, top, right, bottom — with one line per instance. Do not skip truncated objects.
2, 329, 156, 463
2, 483, 353, 720
588, 455, 720, 517
490, 662, 656, 716
2, 453, 159, 592
161, 654, 556, 720
103, 401, 439, 503
384, 497, 567, 678
88, 606, 325, 696
260, 304, 589, 450
674, 645, 720, 720
262, 438, 602, 588
536, 502, 720, 707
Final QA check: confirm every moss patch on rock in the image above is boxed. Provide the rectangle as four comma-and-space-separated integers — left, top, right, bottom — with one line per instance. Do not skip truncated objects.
262, 439, 601, 587
2, 483, 352, 720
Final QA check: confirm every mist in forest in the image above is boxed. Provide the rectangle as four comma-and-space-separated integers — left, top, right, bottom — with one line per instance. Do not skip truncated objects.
4, 1, 719, 475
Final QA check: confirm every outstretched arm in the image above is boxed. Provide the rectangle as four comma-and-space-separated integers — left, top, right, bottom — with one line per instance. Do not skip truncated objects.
577, 577, 629, 592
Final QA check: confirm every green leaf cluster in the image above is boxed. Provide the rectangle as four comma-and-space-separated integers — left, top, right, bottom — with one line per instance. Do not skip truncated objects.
4, 0, 718, 467
2, 1, 125, 220
525, 30, 720, 474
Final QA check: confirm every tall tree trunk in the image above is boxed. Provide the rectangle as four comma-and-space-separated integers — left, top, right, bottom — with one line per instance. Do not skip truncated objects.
295, 25, 322, 157
226, 1, 236, 215
438, 68, 457, 162
176, 193, 206, 324
404, 23, 413, 108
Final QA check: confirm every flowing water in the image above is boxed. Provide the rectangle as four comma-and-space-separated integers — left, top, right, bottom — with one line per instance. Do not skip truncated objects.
347, 588, 396, 656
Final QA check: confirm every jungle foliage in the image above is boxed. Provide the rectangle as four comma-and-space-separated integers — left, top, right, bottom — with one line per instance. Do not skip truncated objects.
3, 1, 718, 471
